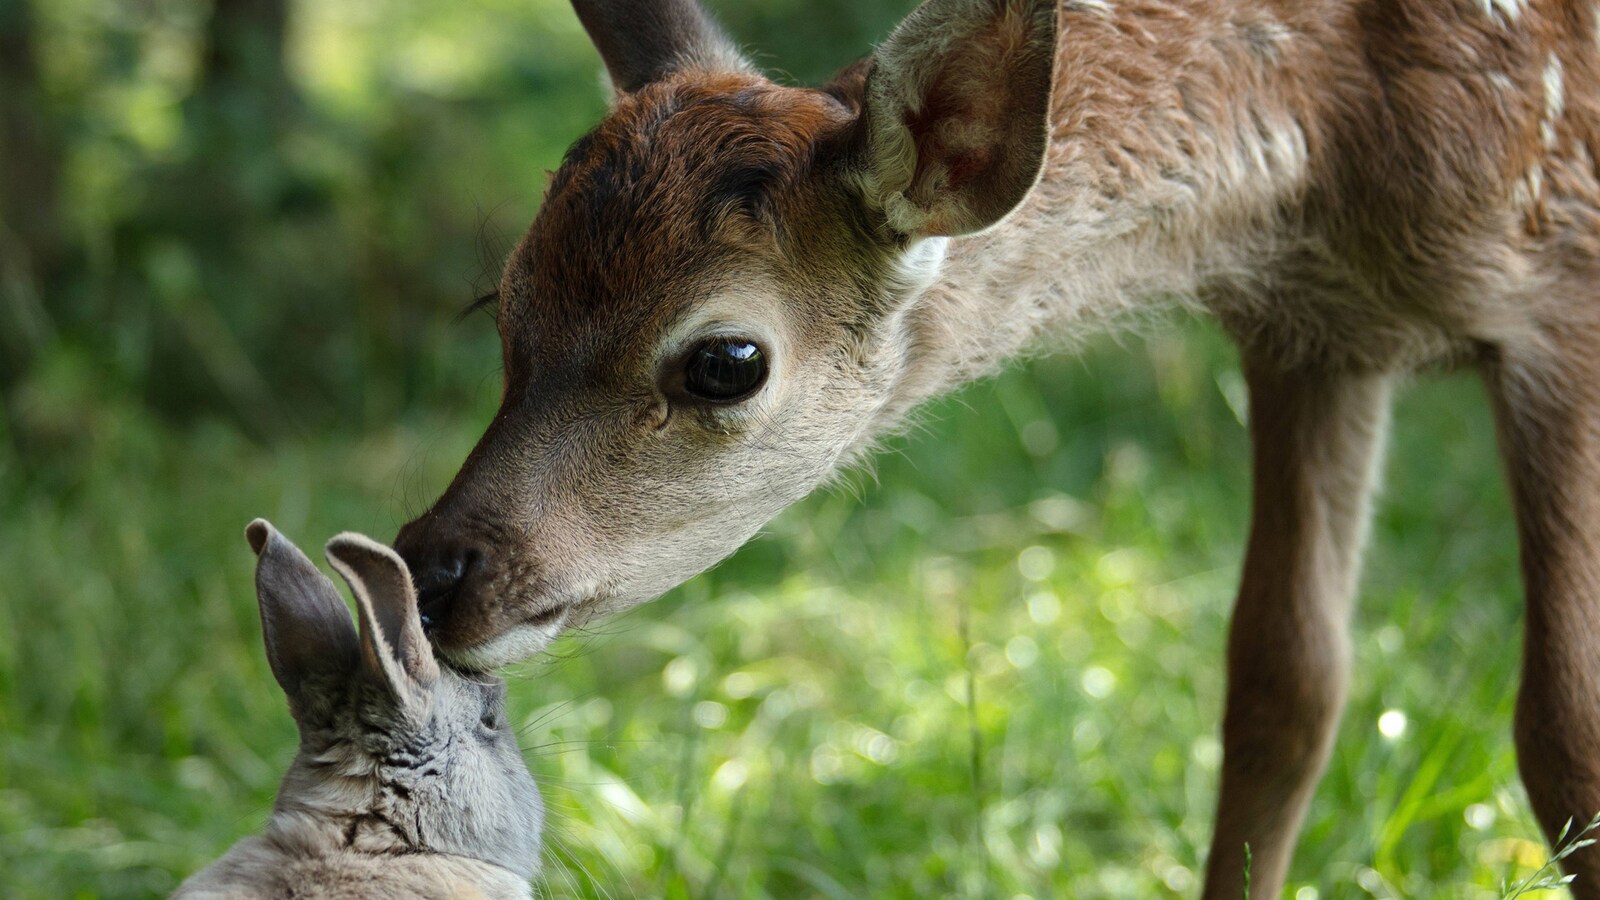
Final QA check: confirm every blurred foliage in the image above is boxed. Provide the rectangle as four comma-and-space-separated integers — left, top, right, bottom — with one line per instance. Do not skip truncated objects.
0, 0, 906, 436
0, 0, 1563, 897
6, 0, 602, 432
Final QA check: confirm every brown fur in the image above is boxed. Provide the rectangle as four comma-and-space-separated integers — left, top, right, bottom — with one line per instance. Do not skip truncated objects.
397, 1, 1600, 895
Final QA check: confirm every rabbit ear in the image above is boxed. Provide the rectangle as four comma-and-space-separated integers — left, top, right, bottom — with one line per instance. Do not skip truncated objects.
246, 519, 359, 703
325, 532, 440, 703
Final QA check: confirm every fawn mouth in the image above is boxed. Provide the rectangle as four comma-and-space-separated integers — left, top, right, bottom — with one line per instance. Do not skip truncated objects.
437, 602, 576, 670
522, 603, 573, 631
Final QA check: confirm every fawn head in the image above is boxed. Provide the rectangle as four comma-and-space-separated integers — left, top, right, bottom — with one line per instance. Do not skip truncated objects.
396, 0, 1058, 667
248, 520, 543, 877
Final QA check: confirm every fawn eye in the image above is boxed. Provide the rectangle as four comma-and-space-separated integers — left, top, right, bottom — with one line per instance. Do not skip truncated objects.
684, 339, 767, 402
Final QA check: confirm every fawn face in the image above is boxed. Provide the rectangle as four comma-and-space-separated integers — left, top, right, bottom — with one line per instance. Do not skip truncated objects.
396, 0, 1058, 668
250, 522, 543, 877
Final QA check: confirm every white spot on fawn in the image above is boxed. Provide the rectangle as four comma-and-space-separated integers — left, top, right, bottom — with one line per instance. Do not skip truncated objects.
1479, 0, 1525, 25
1238, 17, 1291, 63
1229, 114, 1309, 191
1067, 0, 1115, 17
890, 236, 950, 298
1513, 164, 1545, 208
1541, 55, 1565, 150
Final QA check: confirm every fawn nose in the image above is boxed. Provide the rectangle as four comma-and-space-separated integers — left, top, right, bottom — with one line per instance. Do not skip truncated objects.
396, 538, 478, 633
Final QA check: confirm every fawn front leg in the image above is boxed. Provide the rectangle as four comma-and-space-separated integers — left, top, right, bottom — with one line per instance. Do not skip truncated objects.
1486, 328, 1600, 898
1201, 359, 1394, 899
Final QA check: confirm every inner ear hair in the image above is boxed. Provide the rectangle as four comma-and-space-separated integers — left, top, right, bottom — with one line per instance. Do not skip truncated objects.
325, 534, 440, 696
857, 0, 1058, 239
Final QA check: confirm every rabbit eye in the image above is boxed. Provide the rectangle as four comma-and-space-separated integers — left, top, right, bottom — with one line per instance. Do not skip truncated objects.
480, 707, 503, 732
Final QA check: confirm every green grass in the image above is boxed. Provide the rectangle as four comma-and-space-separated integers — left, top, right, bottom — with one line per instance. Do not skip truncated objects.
0, 323, 1564, 898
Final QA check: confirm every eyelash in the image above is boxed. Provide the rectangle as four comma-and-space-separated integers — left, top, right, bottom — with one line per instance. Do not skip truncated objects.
456, 290, 500, 324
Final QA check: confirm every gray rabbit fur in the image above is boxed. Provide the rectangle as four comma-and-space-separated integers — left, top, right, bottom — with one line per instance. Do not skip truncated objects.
173, 520, 542, 899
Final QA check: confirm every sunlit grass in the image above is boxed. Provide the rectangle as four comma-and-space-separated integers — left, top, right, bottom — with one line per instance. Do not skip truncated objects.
0, 325, 1561, 897
6, 0, 1568, 894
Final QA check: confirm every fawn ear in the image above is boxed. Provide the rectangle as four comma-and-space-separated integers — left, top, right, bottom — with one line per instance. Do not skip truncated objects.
247, 519, 358, 702
325, 532, 440, 704
852, 0, 1057, 238
571, 0, 752, 94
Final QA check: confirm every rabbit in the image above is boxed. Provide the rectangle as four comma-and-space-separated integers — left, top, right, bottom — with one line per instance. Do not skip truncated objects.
173, 520, 542, 899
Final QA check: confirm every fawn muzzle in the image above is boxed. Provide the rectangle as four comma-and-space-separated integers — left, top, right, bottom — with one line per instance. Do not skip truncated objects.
403, 543, 474, 633
392, 422, 598, 668
393, 513, 506, 653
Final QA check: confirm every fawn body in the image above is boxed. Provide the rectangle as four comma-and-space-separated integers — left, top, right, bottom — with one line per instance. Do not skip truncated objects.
175, 523, 541, 899
394, 0, 1600, 895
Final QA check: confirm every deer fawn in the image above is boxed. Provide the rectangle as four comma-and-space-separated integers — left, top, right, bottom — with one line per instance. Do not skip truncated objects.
393, 0, 1600, 894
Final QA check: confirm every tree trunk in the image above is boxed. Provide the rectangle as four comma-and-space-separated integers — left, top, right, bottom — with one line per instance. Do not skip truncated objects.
133, 0, 297, 430
0, 0, 61, 386
196, 0, 291, 121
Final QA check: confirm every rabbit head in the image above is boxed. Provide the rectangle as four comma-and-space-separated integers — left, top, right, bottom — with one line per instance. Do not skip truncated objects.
245, 519, 543, 880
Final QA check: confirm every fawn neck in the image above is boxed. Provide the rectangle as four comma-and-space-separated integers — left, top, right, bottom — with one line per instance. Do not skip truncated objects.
878, 0, 1324, 428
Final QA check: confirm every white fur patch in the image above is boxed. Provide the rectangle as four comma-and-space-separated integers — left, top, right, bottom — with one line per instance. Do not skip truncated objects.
1512, 163, 1544, 209
1240, 18, 1291, 63
1479, 0, 1525, 25
1226, 113, 1309, 198
1067, 0, 1115, 16
892, 236, 952, 297
1541, 55, 1565, 150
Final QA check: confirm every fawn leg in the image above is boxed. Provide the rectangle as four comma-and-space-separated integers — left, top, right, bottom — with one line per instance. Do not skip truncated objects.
1201, 359, 1393, 899
1486, 327, 1600, 898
